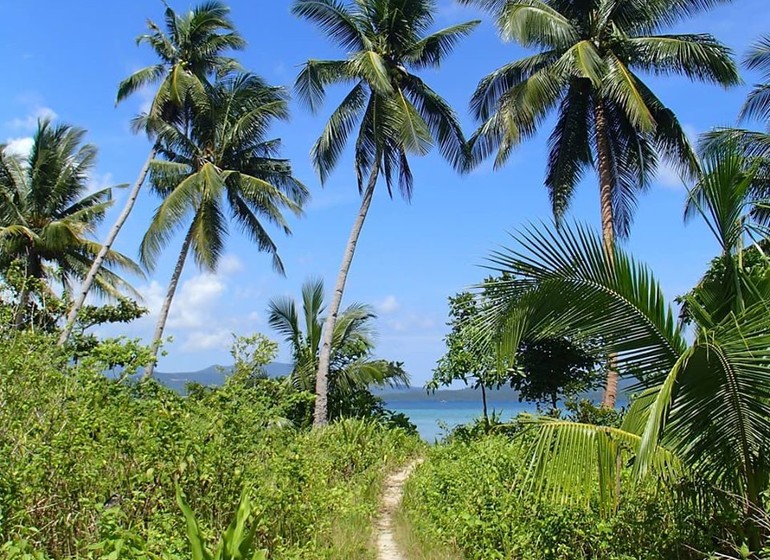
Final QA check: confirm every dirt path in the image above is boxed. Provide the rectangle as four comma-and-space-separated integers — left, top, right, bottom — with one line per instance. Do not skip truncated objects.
375, 458, 423, 560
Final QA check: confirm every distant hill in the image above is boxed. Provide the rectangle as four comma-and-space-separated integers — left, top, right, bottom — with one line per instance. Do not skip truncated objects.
376, 376, 637, 405
111, 362, 295, 394
125, 364, 636, 403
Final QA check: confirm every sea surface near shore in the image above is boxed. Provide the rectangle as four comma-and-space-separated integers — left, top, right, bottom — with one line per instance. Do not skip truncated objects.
383, 391, 533, 442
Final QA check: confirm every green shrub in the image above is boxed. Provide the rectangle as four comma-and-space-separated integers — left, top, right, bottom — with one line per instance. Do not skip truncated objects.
0, 332, 423, 559
403, 435, 726, 560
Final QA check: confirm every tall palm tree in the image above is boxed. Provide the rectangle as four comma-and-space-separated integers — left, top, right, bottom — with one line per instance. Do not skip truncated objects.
462, 0, 740, 407
268, 278, 409, 421
140, 74, 308, 378
478, 144, 770, 543
293, 0, 478, 426
59, 1, 245, 346
0, 120, 141, 328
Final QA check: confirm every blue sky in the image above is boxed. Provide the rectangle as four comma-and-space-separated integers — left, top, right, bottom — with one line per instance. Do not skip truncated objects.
1, 1, 769, 384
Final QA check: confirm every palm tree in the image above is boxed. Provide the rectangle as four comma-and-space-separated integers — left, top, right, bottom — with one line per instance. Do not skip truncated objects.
461, 0, 740, 407
268, 278, 409, 421
293, 0, 478, 426
140, 73, 308, 378
702, 35, 770, 160
478, 144, 770, 544
0, 120, 141, 328
59, 1, 245, 346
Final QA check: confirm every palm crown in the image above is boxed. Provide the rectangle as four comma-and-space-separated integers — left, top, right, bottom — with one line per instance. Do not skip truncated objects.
117, 1, 245, 123
268, 278, 409, 412
293, 0, 479, 196
0, 120, 139, 298
463, 0, 739, 239
141, 74, 308, 274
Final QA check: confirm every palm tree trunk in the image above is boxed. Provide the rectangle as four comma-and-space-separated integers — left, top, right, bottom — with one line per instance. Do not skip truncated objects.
480, 381, 489, 425
143, 227, 194, 380
14, 252, 36, 330
58, 146, 158, 347
13, 273, 30, 330
594, 101, 619, 409
313, 160, 381, 427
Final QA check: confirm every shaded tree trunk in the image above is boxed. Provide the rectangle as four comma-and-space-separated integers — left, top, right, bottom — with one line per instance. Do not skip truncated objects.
480, 382, 489, 424
313, 160, 381, 427
143, 227, 194, 380
14, 252, 39, 330
58, 146, 158, 346
594, 101, 619, 409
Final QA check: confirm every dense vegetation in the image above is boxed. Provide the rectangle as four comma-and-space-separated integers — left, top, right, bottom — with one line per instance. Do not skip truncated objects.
403, 435, 719, 560
0, 331, 422, 559
3, 0, 770, 558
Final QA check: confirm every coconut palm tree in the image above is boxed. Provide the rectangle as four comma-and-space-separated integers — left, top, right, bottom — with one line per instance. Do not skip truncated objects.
293, 0, 478, 425
59, 1, 245, 346
140, 73, 308, 378
268, 278, 409, 421
0, 120, 141, 328
478, 144, 770, 544
461, 0, 740, 407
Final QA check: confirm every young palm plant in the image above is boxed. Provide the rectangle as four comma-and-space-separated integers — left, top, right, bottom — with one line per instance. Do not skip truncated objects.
0, 120, 141, 328
461, 0, 740, 406
293, 0, 478, 425
268, 278, 409, 421
478, 144, 770, 545
60, 1, 245, 345
140, 74, 308, 378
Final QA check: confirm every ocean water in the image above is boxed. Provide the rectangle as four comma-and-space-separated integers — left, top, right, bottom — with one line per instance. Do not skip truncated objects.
384, 397, 534, 442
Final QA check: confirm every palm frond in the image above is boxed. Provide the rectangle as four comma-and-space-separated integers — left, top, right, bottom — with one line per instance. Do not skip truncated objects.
294, 60, 352, 113
625, 34, 739, 86
404, 21, 480, 69
498, 0, 580, 49
481, 222, 686, 382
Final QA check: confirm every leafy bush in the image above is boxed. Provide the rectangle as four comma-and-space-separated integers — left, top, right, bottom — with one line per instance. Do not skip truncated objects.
0, 332, 423, 559
403, 435, 728, 560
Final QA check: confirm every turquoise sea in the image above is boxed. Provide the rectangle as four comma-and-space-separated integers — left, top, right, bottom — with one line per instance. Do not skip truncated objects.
382, 391, 535, 442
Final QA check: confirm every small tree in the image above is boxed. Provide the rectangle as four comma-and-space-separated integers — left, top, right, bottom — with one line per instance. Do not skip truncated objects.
431, 284, 602, 419
510, 337, 602, 413
229, 333, 279, 386
430, 292, 502, 422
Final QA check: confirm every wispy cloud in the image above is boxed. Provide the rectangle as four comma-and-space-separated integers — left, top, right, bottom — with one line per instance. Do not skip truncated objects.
6, 106, 58, 132
376, 295, 400, 314
4, 137, 34, 158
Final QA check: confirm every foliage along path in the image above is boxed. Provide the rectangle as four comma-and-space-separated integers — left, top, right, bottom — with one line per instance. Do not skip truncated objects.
376, 458, 423, 560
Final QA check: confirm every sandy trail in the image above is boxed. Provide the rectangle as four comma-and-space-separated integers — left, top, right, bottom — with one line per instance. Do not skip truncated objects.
375, 458, 423, 560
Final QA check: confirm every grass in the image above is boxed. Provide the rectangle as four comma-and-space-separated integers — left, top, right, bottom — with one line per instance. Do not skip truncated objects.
393, 507, 464, 560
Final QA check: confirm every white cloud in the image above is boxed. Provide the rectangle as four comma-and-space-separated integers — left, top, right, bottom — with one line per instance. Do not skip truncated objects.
130, 254, 247, 352
219, 254, 244, 275
6, 106, 57, 132
386, 313, 437, 333
86, 172, 117, 196
182, 329, 233, 351
4, 137, 34, 158
376, 295, 400, 314
167, 273, 227, 329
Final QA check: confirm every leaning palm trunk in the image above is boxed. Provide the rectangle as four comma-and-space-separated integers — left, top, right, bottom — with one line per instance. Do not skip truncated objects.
143, 227, 193, 380
594, 101, 619, 409
58, 147, 158, 346
313, 161, 380, 426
